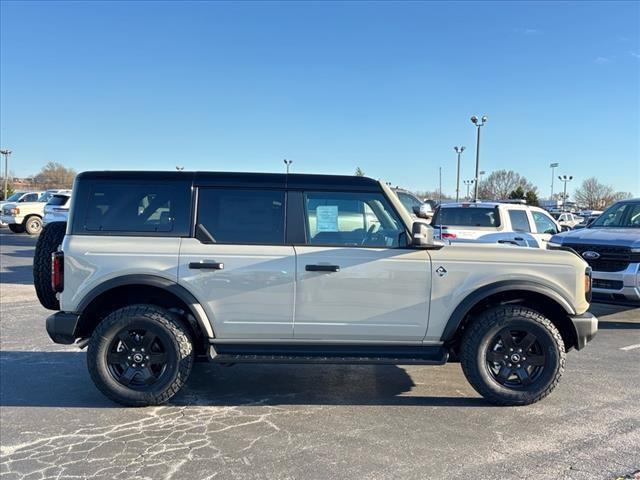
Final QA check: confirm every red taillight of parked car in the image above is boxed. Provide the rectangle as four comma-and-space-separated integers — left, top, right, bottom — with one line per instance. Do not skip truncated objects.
51, 251, 64, 293
440, 228, 457, 239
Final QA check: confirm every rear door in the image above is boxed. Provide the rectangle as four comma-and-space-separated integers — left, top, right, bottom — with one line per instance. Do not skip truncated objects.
292, 190, 431, 342
178, 187, 295, 339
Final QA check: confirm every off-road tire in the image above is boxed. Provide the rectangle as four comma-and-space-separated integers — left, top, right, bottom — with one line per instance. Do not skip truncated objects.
87, 304, 194, 407
24, 215, 43, 235
33, 222, 67, 310
8, 224, 25, 233
460, 305, 565, 406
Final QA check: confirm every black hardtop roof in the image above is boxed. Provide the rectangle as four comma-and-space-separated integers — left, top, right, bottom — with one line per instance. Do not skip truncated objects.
76, 171, 381, 191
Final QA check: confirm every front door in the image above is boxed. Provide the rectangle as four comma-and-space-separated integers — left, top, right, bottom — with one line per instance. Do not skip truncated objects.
178, 187, 295, 339
530, 209, 560, 246
293, 190, 431, 342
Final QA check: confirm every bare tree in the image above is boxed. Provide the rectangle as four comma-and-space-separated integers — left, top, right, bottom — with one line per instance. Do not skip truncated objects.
477, 170, 537, 200
354, 167, 365, 177
34, 162, 76, 189
573, 177, 633, 209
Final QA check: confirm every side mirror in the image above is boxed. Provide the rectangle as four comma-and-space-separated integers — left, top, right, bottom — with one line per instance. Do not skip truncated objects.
561, 225, 570, 232
412, 222, 435, 247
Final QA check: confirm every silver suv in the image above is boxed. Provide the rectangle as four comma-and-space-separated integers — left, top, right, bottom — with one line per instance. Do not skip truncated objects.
549, 198, 640, 303
36, 171, 597, 407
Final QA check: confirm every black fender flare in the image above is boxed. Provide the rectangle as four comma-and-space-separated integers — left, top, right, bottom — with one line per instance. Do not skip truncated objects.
76, 274, 214, 339
440, 280, 576, 342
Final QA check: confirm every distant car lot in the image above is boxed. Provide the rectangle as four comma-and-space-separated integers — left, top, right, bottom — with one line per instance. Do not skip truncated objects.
1, 229, 639, 480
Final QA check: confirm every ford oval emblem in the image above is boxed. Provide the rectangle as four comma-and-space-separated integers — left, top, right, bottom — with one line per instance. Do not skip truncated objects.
582, 251, 601, 260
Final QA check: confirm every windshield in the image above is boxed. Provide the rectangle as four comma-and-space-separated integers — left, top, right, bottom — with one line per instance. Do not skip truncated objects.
5, 192, 24, 202
432, 206, 501, 227
590, 202, 640, 228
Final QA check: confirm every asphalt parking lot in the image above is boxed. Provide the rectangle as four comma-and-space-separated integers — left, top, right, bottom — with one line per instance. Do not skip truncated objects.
1, 230, 639, 480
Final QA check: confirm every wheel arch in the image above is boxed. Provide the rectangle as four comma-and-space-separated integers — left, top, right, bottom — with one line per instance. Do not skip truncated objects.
75, 275, 214, 355
442, 281, 579, 352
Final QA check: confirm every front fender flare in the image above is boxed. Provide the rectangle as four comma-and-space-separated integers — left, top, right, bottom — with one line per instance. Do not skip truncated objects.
440, 280, 576, 342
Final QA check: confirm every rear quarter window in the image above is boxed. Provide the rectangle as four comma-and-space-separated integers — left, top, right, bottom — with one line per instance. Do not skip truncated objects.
47, 195, 70, 207
70, 180, 191, 236
432, 206, 500, 227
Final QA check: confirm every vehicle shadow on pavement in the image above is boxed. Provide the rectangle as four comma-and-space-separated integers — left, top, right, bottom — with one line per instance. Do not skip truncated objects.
598, 321, 640, 330
0, 351, 490, 408
0, 265, 35, 285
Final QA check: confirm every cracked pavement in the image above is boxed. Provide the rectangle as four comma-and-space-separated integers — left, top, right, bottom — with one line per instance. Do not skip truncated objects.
1, 230, 639, 479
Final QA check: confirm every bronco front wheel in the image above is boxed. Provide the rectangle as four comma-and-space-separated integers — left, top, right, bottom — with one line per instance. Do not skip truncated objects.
460, 305, 565, 406
87, 304, 194, 407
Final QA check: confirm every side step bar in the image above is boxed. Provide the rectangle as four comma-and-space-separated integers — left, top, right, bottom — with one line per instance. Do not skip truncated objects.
208, 344, 449, 365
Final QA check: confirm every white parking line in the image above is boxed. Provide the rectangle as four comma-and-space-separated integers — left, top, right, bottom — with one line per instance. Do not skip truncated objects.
620, 344, 640, 351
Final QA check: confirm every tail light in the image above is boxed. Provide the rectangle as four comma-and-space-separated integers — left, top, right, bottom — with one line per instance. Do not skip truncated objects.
51, 251, 64, 293
441, 229, 457, 239
584, 267, 592, 302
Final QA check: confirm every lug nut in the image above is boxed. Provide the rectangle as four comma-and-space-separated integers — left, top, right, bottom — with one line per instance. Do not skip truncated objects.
517, 364, 521, 368
146, 355, 150, 360
518, 349, 522, 353
141, 363, 145, 367
132, 363, 137, 368
127, 356, 131, 360
509, 348, 513, 352
522, 357, 526, 361
141, 348, 145, 352
504, 355, 508, 359
508, 363, 512, 367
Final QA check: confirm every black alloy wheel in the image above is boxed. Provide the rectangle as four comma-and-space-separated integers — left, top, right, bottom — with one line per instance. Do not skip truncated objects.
485, 327, 546, 388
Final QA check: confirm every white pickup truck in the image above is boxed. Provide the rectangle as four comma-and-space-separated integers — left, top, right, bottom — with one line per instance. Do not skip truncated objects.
1, 189, 71, 234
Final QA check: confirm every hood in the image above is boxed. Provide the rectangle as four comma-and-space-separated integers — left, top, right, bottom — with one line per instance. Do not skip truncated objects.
552, 227, 640, 248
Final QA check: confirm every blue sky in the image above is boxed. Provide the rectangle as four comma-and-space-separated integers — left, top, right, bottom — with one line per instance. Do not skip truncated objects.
1, 1, 639, 197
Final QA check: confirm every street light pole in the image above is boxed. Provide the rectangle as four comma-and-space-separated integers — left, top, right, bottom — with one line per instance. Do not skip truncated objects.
550, 163, 559, 198
558, 174, 573, 211
283, 159, 292, 174
463, 179, 475, 200
470, 115, 488, 201
0, 149, 11, 200
454, 146, 465, 202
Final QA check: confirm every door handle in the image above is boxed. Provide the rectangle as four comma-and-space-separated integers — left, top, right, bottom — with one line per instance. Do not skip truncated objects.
514, 237, 524, 241
189, 261, 224, 270
305, 264, 340, 272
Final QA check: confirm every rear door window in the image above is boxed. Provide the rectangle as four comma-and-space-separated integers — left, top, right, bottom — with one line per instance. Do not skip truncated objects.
47, 195, 70, 207
508, 210, 532, 232
196, 188, 285, 244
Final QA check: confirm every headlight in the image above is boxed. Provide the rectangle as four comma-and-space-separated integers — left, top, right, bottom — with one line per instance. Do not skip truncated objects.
9, 208, 19, 215
547, 241, 562, 249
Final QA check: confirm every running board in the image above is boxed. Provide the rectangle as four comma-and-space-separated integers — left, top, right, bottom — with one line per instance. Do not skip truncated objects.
208, 344, 449, 365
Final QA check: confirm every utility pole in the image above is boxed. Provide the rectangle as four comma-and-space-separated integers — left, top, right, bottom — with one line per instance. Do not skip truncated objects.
0, 149, 11, 200
470, 115, 488, 201
558, 174, 573, 211
550, 163, 559, 198
283, 159, 292, 174
438, 166, 442, 203
454, 146, 465, 202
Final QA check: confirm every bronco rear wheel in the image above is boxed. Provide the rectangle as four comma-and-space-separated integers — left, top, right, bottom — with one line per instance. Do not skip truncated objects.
87, 304, 194, 407
460, 305, 565, 406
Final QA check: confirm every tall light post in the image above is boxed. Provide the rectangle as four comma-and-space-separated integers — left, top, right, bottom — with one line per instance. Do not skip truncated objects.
463, 179, 475, 200
550, 163, 559, 198
283, 159, 292, 174
558, 174, 573, 211
453, 146, 465, 202
0, 149, 11, 200
470, 115, 488, 201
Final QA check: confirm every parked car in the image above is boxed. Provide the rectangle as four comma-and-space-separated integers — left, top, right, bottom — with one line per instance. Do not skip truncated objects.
37, 170, 596, 407
573, 214, 600, 230
1, 189, 71, 234
393, 188, 433, 222
551, 212, 583, 230
0, 191, 42, 226
431, 201, 565, 248
43, 193, 72, 225
549, 198, 640, 304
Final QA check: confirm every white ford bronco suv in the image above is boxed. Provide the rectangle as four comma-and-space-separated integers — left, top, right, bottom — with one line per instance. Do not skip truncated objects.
36, 171, 597, 407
